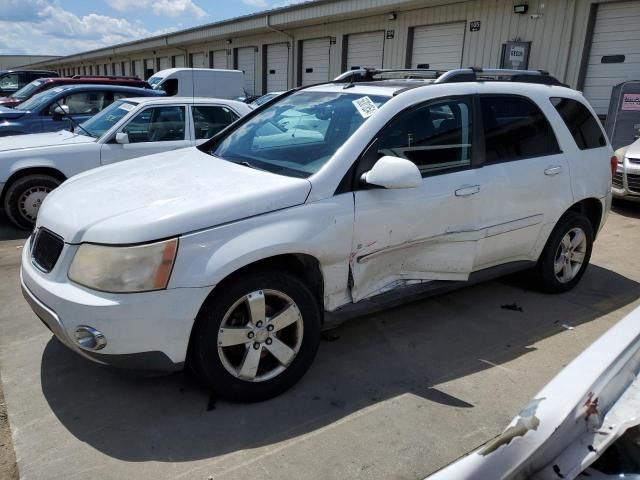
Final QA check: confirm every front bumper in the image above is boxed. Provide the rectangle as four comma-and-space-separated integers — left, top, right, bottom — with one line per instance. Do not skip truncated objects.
21, 236, 213, 371
612, 159, 640, 201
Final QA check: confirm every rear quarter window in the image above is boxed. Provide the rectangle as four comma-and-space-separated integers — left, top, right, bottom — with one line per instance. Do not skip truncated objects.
550, 97, 606, 150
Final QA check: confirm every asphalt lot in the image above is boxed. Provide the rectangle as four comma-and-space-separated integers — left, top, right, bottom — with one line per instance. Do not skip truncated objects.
0, 203, 639, 480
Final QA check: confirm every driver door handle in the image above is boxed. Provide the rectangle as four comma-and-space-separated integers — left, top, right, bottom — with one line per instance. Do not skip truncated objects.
455, 185, 481, 197
544, 166, 563, 176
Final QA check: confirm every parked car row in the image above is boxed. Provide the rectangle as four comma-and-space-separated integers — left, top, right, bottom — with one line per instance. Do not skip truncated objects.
18, 67, 614, 404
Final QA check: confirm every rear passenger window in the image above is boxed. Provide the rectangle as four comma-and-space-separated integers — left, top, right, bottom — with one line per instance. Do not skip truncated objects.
481, 95, 560, 163
377, 96, 473, 175
550, 97, 606, 150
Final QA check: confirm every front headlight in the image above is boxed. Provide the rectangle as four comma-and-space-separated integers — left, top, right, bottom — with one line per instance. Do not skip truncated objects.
68, 238, 178, 293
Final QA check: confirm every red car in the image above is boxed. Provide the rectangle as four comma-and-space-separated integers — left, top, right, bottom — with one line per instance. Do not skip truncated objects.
0, 76, 151, 108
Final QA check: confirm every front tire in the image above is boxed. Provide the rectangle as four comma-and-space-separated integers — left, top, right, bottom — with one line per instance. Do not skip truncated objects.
3, 174, 61, 229
535, 211, 593, 293
191, 270, 321, 402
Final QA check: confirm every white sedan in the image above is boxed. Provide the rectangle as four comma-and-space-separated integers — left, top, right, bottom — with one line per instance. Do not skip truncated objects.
0, 97, 251, 228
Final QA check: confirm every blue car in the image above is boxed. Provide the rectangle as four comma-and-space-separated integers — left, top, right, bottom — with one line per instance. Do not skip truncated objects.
0, 84, 164, 136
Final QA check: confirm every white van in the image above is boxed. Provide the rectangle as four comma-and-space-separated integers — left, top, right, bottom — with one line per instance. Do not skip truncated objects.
147, 68, 245, 99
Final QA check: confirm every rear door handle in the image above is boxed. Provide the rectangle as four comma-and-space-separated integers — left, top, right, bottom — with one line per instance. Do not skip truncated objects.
455, 185, 480, 197
544, 166, 563, 176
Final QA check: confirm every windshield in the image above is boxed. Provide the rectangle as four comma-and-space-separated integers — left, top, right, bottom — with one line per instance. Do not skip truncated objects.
211, 91, 389, 178
147, 76, 164, 89
252, 92, 282, 106
80, 100, 137, 138
10, 80, 44, 100
15, 87, 67, 111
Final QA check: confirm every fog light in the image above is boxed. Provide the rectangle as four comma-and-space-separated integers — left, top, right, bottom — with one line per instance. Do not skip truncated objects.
74, 326, 107, 351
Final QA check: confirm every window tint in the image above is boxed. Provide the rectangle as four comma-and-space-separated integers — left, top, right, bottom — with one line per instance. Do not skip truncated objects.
123, 106, 185, 143
377, 96, 473, 175
192, 105, 239, 139
48, 91, 108, 115
481, 95, 560, 163
550, 97, 606, 150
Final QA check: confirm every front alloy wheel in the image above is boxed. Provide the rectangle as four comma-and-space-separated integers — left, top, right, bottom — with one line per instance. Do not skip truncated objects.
192, 270, 321, 402
217, 289, 304, 382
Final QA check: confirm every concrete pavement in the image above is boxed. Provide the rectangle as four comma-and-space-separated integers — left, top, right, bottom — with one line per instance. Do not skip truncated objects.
0, 204, 639, 480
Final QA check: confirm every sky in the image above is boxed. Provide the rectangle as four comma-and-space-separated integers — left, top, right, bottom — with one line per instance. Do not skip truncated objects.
0, 0, 305, 56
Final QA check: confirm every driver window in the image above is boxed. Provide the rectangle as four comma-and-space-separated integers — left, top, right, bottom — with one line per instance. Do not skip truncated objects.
47, 92, 108, 116
122, 106, 186, 143
377, 96, 473, 176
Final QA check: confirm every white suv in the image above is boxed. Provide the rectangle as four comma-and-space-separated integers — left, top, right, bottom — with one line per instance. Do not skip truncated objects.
21, 69, 615, 402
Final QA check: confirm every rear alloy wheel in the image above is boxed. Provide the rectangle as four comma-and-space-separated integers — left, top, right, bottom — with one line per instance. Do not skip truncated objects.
535, 211, 593, 293
3, 174, 61, 229
192, 270, 321, 402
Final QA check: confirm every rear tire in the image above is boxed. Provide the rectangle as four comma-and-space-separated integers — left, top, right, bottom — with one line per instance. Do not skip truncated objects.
535, 211, 593, 293
191, 269, 321, 402
3, 174, 61, 229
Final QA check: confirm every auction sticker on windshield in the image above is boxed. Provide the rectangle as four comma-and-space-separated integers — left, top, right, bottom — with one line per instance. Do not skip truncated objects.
352, 96, 378, 118
118, 103, 135, 112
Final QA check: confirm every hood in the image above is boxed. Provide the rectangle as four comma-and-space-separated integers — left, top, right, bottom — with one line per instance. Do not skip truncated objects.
623, 138, 640, 160
0, 97, 19, 108
37, 147, 312, 244
0, 130, 95, 152
0, 105, 26, 119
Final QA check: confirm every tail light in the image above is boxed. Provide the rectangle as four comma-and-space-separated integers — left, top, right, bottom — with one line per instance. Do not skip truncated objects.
611, 156, 618, 178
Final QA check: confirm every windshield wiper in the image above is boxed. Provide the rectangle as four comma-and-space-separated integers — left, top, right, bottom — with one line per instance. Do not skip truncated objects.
54, 101, 95, 138
238, 160, 267, 171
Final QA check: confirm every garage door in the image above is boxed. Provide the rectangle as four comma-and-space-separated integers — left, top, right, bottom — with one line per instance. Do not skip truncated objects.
173, 55, 185, 68
114, 63, 122, 76
191, 52, 206, 68
583, 1, 640, 115
237, 47, 257, 95
133, 60, 142, 78
144, 58, 154, 79
346, 31, 384, 70
410, 22, 465, 70
266, 43, 289, 92
212, 50, 227, 69
158, 57, 170, 71
301, 37, 330, 85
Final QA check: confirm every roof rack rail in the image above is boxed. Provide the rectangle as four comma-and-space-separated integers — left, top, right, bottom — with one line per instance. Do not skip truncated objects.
332, 67, 445, 84
70, 75, 142, 81
434, 68, 566, 86
331, 67, 566, 87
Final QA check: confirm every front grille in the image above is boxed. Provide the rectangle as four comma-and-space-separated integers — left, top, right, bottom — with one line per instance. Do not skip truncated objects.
628, 173, 640, 194
628, 157, 640, 165
31, 229, 64, 273
613, 171, 624, 189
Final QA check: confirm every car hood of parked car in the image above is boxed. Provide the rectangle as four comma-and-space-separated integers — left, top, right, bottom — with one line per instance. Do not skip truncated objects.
0, 130, 96, 152
0, 97, 20, 108
622, 138, 640, 160
0, 105, 27, 119
37, 147, 313, 244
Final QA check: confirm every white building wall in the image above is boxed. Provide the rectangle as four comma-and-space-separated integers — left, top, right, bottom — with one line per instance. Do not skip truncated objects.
24, 0, 629, 106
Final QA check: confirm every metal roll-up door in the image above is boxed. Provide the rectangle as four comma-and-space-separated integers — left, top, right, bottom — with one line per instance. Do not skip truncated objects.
123, 62, 130, 76
212, 50, 227, 69
158, 57, 170, 71
301, 37, 330, 85
410, 22, 465, 70
191, 52, 206, 68
134, 60, 142, 78
144, 59, 154, 79
237, 47, 257, 95
583, 1, 640, 115
114, 63, 122, 76
266, 43, 289, 92
346, 31, 384, 70
173, 55, 185, 68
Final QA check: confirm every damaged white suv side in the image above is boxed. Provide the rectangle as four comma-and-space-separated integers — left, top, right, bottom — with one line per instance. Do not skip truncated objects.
21, 69, 614, 402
